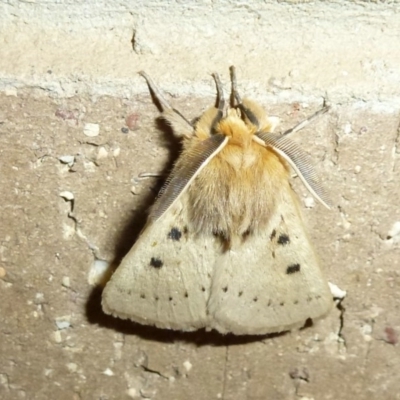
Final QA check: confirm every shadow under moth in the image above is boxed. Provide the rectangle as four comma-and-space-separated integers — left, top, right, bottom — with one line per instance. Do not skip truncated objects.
102, 66, 333, 335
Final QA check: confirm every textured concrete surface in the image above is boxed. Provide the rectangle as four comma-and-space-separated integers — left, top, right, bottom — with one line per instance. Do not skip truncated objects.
1, 1, 400, 400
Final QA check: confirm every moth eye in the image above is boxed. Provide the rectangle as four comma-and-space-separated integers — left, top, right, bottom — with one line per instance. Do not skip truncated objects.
168, 227, 182, 241
286, 263, 301, 274
149, 257, 164, 268
277, 234, 290, 245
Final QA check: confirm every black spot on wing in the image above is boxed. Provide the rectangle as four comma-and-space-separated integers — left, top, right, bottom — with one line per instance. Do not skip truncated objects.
286, 263, 300, 274
168, 227, 182, 241
286, 264, 300, 275
270, 229, 277, 241
150, 257, 163, 268
277, 234, 290, 245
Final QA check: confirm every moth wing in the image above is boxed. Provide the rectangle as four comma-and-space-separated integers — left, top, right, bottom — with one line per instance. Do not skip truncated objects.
102, 196, 219, 331
208, 187, 333, 335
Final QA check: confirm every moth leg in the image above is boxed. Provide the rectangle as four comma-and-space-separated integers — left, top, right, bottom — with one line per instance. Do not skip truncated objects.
195, 73, 226, 136
139, 71, 194, 138
282, 105, 330, 137
230, 66, 278, 132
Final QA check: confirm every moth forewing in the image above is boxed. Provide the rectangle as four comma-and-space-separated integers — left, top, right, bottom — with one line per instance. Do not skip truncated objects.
101, 198, 219, 331
208, 186, 332, 335
102, 68, 333, 335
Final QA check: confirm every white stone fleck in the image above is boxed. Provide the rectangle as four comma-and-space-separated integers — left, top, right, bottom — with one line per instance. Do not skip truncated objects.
35, 292, 44, 300
388, 221, 400, 239
83, 123, 100, 137
62, 276, 71, 288
55, 316, 72, 330
44, 369, 53, 377
67, 363, 78, 373
88, 259, 110, 285
127, 388, 138, 398
58, 155, 75, 166
328, 282, 347, 299
113, 147, 121, 157
97, 146, 108, 160
52, 331, 62, 343
183, 360, 192, 372
59, 191, 74, 201
304, 196, 315, 208
343, 123, 352, 134
103, 368, 114, 376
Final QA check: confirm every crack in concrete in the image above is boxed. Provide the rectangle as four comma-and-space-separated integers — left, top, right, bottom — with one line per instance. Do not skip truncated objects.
62, 195, 101, 260
140, 365, 169, 381
336, 298, 347, 351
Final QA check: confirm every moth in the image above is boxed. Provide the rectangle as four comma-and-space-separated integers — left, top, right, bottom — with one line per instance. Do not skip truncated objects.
102, 66, 333, 335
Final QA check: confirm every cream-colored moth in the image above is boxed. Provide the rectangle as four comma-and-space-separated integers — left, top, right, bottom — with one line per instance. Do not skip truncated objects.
102, 66, 333, 335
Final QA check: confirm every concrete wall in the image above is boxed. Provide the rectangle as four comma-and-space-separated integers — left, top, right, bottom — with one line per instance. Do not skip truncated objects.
1, 1, 400, 399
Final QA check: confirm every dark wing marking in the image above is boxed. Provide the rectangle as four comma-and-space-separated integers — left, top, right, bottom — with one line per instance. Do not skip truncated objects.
150, 134, 228, 221
256, 132, 331, 209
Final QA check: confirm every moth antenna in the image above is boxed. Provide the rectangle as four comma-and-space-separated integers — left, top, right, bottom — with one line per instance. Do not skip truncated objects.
229, 65, 260, 128
257, 132, 331, 209
282, 106, 330, 137
139, 71, 192, 127
211, 73, 225, 112
150, 134, 228, 220
229, 65, 242, 107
